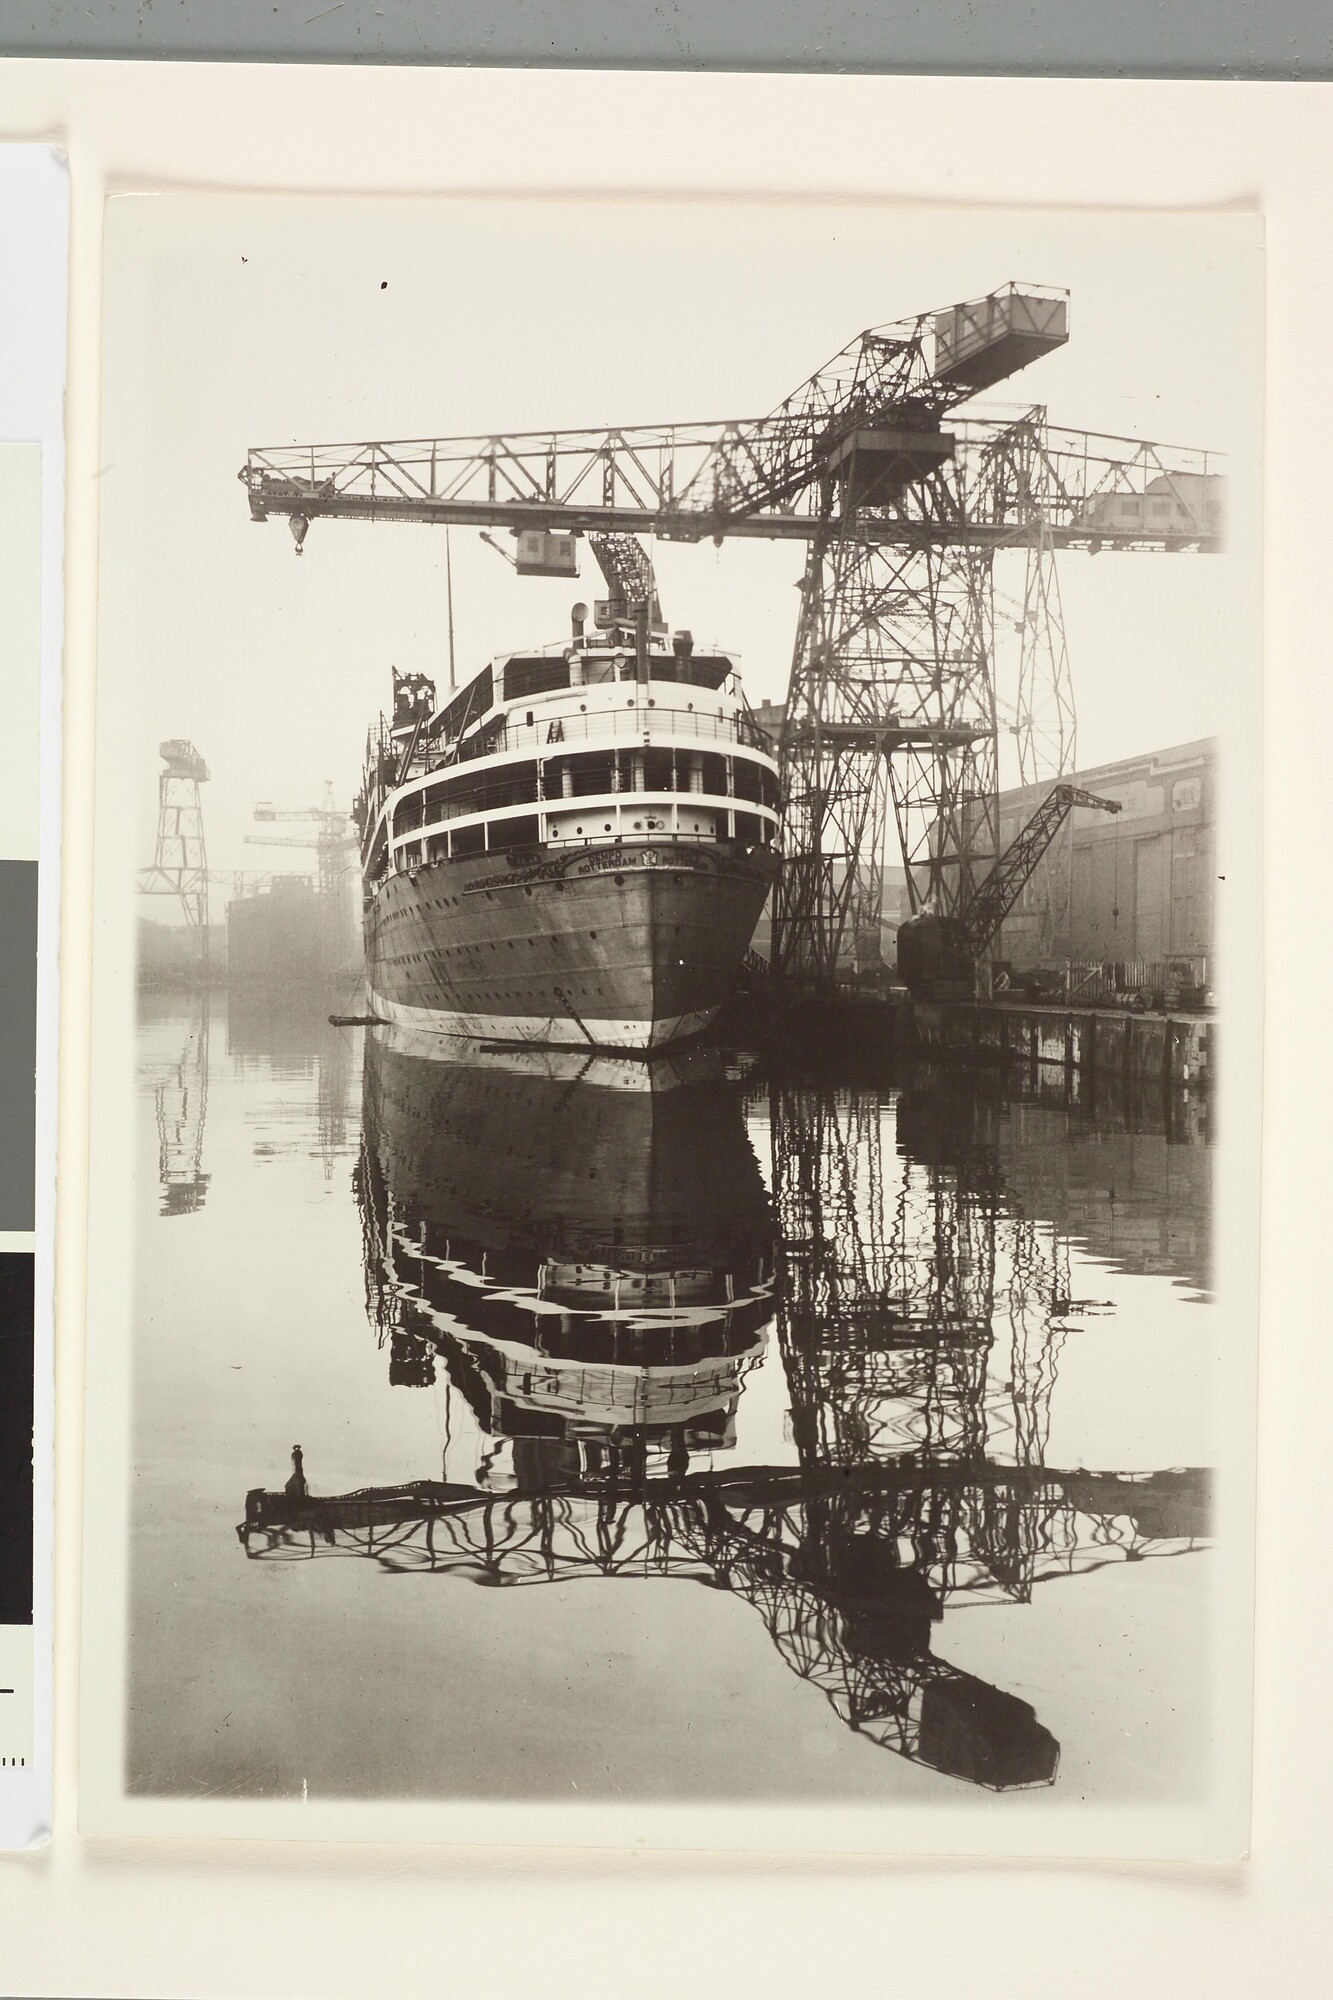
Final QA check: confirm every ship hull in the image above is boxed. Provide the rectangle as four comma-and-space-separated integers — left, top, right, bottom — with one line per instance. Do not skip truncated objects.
365, 839, 778, 1050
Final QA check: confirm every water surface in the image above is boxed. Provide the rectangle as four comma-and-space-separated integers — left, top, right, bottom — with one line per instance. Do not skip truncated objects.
128, 995, 1215, 1805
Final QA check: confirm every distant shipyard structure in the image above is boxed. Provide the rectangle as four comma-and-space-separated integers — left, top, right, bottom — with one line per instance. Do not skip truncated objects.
747, 714, 1215, 989
228, 788, 361, 996
994, 738, 1216, 979
226, 873, 324, 993
137, 750, 361, 995
138, 740, 214, 986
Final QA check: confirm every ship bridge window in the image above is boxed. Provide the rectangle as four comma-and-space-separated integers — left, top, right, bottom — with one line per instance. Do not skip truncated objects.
542, 751, 617, 799
649, 654, 733, 692
492, 814, 540, 853
451, 823, 485, 859
429, 760, 540, 822
700, 752, 728, 796
469, 715, 507, 760
503, 657, 573, 701
730, 758, 781, 811
732, 757, 764, 803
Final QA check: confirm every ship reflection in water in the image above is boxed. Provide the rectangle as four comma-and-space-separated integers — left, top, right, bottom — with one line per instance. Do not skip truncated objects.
237, 1030, 1212, 1795
357, 1032, 775, 1486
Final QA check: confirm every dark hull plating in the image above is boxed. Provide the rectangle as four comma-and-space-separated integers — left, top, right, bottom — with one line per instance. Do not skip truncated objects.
365, 838, 779, 1049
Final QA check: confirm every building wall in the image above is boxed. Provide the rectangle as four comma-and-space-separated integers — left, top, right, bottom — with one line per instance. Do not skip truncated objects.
137, 917, 227, 989
227, 878, 324, 991
995, 738, 1217, 971
736, 699, 1215, 975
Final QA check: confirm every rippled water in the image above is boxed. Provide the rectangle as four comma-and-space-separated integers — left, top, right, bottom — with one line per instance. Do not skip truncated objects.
128, 993, 1215, 1805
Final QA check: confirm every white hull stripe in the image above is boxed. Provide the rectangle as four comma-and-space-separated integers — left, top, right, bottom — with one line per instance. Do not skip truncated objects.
369, 988, 717, 1052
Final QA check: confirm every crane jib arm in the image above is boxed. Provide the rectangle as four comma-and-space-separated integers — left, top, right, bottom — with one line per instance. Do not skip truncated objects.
240, 285, 1219, 551
964, 785, 1122, 955
240, 425, 1223, 552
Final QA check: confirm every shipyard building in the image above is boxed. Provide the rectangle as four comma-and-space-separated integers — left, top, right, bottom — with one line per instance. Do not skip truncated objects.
994, 738, 1216, 975
748, 710, 1215, 979
226, 871, 361, 995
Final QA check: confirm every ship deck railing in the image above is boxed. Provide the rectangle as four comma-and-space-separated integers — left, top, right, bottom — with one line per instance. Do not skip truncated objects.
419, 702, 774, 773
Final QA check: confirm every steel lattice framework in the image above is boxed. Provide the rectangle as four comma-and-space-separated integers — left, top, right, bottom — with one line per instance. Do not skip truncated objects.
238, 1459, 1208, 1789
248, 779, 356, 900
139, 738, 211, 964
147, 1002, 211, 1216
241, 414, 1219, 552
240, 282, 1221, 982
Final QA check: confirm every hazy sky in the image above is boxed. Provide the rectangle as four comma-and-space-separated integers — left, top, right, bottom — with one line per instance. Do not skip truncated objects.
97, 196, 1262, 894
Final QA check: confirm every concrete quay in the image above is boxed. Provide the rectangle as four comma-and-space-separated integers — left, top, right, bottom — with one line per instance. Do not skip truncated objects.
909, 997, 1214, 1089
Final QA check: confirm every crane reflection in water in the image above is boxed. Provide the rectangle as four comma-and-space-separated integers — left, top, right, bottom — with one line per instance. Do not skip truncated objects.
238, 1028, 1211, 1794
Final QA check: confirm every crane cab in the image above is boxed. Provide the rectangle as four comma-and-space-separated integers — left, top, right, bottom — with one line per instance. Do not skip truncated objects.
896, 911, 976, 1001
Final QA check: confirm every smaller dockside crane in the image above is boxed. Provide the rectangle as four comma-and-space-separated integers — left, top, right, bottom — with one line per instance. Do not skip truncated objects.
897, 783, 1122, 1000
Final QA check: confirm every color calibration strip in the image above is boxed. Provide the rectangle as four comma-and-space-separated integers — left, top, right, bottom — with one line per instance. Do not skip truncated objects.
0, 445, 43, 1796
0, 148, 67, 1848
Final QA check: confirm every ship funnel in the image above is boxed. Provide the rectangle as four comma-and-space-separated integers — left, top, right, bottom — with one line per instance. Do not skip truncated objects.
672, 628, 695, 660
289, 513, 310, 556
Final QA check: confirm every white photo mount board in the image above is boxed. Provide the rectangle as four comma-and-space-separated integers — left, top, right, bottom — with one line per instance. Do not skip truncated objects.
0, 145, 67, 1849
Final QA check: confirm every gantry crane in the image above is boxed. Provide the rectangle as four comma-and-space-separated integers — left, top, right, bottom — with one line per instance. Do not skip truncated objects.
243, 780, 359, 976
139, 739, 211, 970
240, 280, 1221, 987
247, 779, 356, 903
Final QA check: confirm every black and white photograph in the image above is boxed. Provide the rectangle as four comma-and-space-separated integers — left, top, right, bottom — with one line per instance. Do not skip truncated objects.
79, 193, 1261, 1856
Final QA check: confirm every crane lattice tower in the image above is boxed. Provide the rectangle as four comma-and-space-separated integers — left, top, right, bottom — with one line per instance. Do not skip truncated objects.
246, 782, 360, 980
139, 739, 211, 967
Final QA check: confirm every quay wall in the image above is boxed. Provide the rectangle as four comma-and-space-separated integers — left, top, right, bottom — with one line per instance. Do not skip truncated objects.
909, 999, 1214, 1089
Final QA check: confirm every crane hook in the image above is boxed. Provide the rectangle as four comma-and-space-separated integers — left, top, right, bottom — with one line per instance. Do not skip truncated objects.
289, 513, 310, 556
